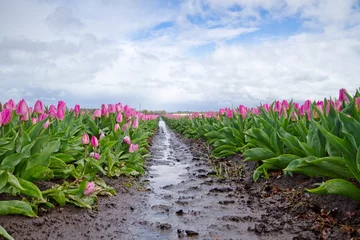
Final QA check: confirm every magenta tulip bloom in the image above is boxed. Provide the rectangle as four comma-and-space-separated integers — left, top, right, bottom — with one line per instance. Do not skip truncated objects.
108, 104, 115, 113
114, 123, 120, 132
84, 182, 96, 195
99, 132, 105, 139
101, 104, 107, 116
32, 118, 37, 124
91, 136, 99, 147
122, 124, 128, 131
5, 99, 16, 111
89, 152, 100, 160
132, 117, 139, 129
20, 112, 29, 121
355, 97, 360, 112
2, 109, 11, 125
129, 144, 139, 153
57, 109, 64, 120
339, 88, 350, 103
74, 104, 80, 117
57, 100, 66, 113
43, 119, 50, 129
16, 99, 28, 116
123, 136, 131, 145
93, 109, 101, 118
48, 105, 57, 118
82, 133, 89, 145
116, 112, 123, 123
0, 112, 2, 127
34, 100, 44, 114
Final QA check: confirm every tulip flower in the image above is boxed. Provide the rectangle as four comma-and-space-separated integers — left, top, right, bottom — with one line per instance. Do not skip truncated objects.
57, 100, 66, 113
32, 118, 37, 124
89, 152, 100, 160
108, 104, 115, 113
129, 144, 139, 153
74, 104, 80, 117
84, 182, 96, 195
93, 109, 101, 118
116, 112, 123, 123
0, 112, 2, 127
5, 99, 16, 111
122, 124, 128, 131
57, 109, 64, 120
21, 112, 29, 121
114, 123, 120, 132
38, 113, 48, 121
48, 105, 57, 118
101, 104, 107, 116
132, 117, 139, 129
91, 136, 99, 147
34, 100, 44, 114
123, 136, 131, 145
82, 134, 90, 145
16, 99, 28, 116
2, 109, 11, 125
355, 97, 360, 112
43, 119, 50, 129
339, 88, 350, 103
99, 132, 105, 139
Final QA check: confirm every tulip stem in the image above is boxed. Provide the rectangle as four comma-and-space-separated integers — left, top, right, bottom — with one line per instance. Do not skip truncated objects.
19, 117, 22, 138
1, 126, 4, 137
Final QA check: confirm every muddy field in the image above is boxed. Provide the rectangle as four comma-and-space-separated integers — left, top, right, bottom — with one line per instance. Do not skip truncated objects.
1, 119, 360, 240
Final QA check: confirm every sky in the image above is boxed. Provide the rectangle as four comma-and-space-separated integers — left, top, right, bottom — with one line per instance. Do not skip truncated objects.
0, 0, 359, 112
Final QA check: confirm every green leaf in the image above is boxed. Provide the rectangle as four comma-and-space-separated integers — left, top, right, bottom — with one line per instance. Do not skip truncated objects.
18, 178, 44, 200
339, 112, 360, 148
53, 153, 75, 163
243, 148, 276, 161
0, 170, 9, 190
21, 166, 54, 181
307, 179, 360, 202
0, 200, 37, 217
0, 142, 35, 171
0, 225, 15, 240
7, 172, 24, 191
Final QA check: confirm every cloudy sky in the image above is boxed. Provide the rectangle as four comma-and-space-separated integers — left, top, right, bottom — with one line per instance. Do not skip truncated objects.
0, 0, 359, 112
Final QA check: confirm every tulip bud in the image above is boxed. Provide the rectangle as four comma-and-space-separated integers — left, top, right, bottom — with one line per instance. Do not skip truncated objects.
114, 123, 120, 132
129, 144, 139, 153
82, 134, 89, 145
91, 136, 99, 147
43, 119, 50, 129
34, 100, 44, 114
0, 112, 2, 127
32, 118, 37, 124
57, 109, 64, 120
132, 117, 139, 129
99, 132, 105, 139
57, 100, 66, 113
339, 88, 350, 103
123, 136, 131, 145
355, 97, 360, 112
84, 182, 95, 195
93, 109, 101, 118
74, 104, 80, 117
16, 99, 28, 116
116, 112, 123, 123
2, 109, 11, 125
20, 112, 29, 121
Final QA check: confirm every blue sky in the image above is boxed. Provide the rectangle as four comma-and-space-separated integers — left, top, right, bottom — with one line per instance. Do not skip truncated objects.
0, 0, 359, 112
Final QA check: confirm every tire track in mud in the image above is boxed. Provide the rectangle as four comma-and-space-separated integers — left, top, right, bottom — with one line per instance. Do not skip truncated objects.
127, 119, 292, 240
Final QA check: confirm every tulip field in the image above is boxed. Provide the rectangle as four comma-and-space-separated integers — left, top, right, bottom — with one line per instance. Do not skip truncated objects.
0, 100, 158, 239
163, 88, 360, 202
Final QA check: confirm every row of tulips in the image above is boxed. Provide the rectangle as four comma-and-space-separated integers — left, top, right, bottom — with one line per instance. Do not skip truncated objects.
163, 88, 360, 202
0, 99, 158, 240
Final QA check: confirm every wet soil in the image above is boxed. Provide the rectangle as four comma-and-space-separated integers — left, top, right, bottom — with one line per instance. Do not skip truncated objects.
1, 119, 360, 239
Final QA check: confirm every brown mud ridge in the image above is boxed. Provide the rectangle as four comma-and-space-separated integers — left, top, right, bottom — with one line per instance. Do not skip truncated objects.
1, 119, 360, 240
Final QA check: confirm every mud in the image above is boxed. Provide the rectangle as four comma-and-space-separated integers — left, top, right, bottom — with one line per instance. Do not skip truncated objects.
1, 119, 360, 240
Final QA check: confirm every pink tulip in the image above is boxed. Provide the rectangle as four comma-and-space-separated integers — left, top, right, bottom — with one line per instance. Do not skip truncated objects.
34, 100, 44, 114
32, 118, 37, 124
226, 109, 233, 118
355, 97, 360, 112
43, 119, 50, 129
339, 88, 350, 103
114, 123, 120, 132
108, 104, 115, 113
57, 100, 66, 113
239, 105, 247, 118
93, 109, 101, 118
129, 144, 139, 153
84, 182, 95, 195
101, 104, 107, 116
91, 136, 99, 147
122, 124, 128, 131
20, 112, 29, 121
116, 112, 123, 123
48, 105, 57, 118
90, 152, 100, 160
99, 133, 105, 139
0, 112, 2, 127
74, 104, 80, 117
334, 100, 342, 111
2, 109, 11, 125
82, 133, 89, 145
5, 99, 16, 111
57, 109, 64, 120
123, 136, 131, 145
132, 117, 139, 129
273, 101, 281, 112
38, 113, 48, 121
16, 99, 28, 116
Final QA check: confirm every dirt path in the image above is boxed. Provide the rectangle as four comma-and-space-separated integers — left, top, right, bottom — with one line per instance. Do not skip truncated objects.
3, 119, 357, 239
